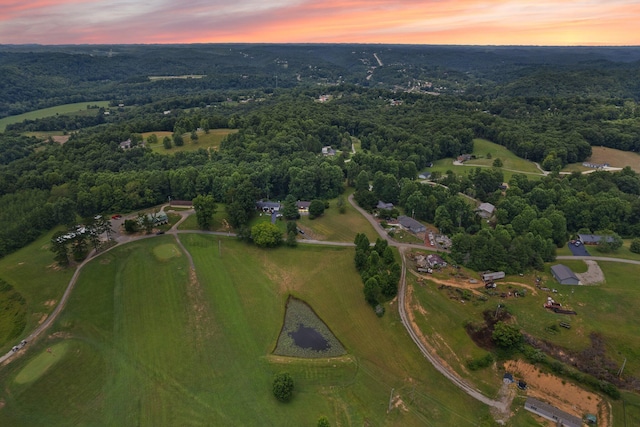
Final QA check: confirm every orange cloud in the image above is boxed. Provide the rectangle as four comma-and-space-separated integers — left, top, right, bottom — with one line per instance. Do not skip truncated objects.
0, 0, 638, 45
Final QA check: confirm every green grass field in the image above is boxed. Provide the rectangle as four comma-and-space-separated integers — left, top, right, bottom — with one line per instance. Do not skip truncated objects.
0, 229, 75, 352
145, 129, 237, 154
0, 101, 110, 132
428, 139, 544, 183
0, 236, 492, 426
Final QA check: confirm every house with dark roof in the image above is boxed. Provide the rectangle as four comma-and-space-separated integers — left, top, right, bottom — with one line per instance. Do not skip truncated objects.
551, 264, 580, 285
376, 201, 394, 210
256, 200, 281, 213
524, 397, 582, 427
577, 234, 615, 245
476, 202, 495, 219
397, 215, 426, 234
296, 201, 311, 214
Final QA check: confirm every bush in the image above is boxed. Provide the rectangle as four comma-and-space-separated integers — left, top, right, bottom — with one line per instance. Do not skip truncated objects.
630, 238, 640, 254
467, 353, 494, 371
272, 372, 294, 402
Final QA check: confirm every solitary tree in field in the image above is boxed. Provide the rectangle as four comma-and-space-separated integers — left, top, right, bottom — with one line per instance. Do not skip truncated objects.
308, 199, 325, 219
630, 238, 640, 254
272, 372, 294, 402
163, 136, 172, 149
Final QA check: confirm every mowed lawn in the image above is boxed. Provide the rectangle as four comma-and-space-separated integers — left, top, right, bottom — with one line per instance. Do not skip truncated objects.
0, 235, 491, 426
0, 101, 109, 131
145, 129, 237, 154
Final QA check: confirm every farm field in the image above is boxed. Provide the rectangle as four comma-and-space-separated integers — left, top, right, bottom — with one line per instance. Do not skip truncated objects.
584, 146, 640, 173
145, 128, 237, 154
427, 139, 544, 183
0, 101, 110, 132
0, 236, 492, 426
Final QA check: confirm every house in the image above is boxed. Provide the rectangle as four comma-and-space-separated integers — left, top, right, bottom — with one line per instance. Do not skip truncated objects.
321, 146, 336, 156
119, 139, 132, 150
524, 397, 582, 427
296, 201, 311, 214
418, 171, 431, 180
376, 201, 394, 210
397, 215, 426, 234
577, 234, 615, 245
457, 154, 472, 162
481, 271, 505, 282
256, 200, 281, 213
140, 212, 168, 226
476, 202, 495, 219
426, 254, 447, 268
551, 264, 580, 285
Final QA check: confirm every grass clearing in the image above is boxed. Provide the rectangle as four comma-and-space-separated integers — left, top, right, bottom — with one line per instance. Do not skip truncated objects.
0, 236, 491, 426
0, 229, 74, 352
585, 146, 640, 173
14, 341, 70, 385
152, 243, 181, 261
145, 129, 237, 154
428, 139, 543, 183
0, 101, 109, 132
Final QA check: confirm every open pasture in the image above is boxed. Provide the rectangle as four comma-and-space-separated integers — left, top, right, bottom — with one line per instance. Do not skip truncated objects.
145, 129, 237, 154
585, 146, 640, 173
0, 236, 491, 426
0, 101, 109, 132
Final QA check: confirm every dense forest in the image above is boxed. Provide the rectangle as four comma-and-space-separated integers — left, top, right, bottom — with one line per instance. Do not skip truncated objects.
1, 44, 640, 266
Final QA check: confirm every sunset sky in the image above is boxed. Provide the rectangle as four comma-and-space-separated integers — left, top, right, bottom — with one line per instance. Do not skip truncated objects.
1, 0, 639, 45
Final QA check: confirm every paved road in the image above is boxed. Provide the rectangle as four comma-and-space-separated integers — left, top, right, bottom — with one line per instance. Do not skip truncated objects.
557, 255, 640, 265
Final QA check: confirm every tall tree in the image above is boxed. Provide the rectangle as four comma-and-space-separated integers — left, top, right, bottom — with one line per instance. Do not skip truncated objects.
193, 194, 216, 230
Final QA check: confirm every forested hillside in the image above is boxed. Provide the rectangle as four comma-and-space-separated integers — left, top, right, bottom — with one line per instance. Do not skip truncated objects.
2, 44, 640, 261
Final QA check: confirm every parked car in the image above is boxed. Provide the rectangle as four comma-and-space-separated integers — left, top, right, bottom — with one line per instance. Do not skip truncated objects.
156, 231, 165, 235
111, 214, 122, 220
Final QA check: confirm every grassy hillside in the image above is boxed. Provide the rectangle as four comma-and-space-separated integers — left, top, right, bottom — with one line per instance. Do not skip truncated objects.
0, 101, 109, 132
0, 236, 492, 426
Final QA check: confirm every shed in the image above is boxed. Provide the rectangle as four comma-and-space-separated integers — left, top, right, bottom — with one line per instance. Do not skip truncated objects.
418, 171, 431, 180
397, 215, 426, 234
551, 264, 580, 285
481, 271, 505, 282
524, 397, 582, 427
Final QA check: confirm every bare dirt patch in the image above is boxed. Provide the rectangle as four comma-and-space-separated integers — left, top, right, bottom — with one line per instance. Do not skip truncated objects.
36, 313, 48, 325
575, 260, 605, 285
504, 359, 609, 427
44, 299, 56, 307
51, 135, 70, 144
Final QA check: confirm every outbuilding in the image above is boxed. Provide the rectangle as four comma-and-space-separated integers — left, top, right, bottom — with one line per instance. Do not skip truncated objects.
481, 271, 505, 282
524, 397, 582, 427
551, 264, 580, 285
476, 202, 495, 219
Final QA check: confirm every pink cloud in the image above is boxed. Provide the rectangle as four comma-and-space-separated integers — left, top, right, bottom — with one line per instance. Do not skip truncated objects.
0, 0, 638, 45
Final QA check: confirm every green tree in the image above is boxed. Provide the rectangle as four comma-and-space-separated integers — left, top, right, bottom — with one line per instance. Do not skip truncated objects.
272, 372, 294, 402
50, 231, 70, 267
190, 130, 198, 143
595, 233, 623, 253
492, 158, 503, 168
193, 194, 216, 230
280, 195, 299, 220
630, 238, 640, 254
173, 132, 184, 147
317, 416, 330, 427
337, 195, 346, 214
146, 133, 158, 144
251, 222, 282, 247
363, 277, 380, 306
162, 136, 172, 149
309, 199, 325, 219
492, 322, 522, 349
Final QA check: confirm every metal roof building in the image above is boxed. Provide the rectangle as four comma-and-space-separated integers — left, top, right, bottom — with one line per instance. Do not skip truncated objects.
524, 397, 582, 427
551, 264, 580, 285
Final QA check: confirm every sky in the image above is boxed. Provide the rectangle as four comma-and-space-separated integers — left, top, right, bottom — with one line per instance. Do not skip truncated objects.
1, 0, 639, 45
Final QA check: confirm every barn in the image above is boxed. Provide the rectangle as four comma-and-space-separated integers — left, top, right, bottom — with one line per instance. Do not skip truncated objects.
524, 397, 582, 427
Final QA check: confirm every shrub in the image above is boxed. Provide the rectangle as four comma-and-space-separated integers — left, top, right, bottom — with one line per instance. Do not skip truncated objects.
630, 238, 640, 254
272, 372, 294, 402
467, 353, 494, 371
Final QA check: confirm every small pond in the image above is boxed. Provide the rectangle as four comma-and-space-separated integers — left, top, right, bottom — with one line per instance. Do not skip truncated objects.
273, 297, 346, 358
288, 324, 330, 351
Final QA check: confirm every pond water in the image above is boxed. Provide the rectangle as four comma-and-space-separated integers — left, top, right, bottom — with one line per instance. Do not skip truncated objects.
288, 324, 330, 351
